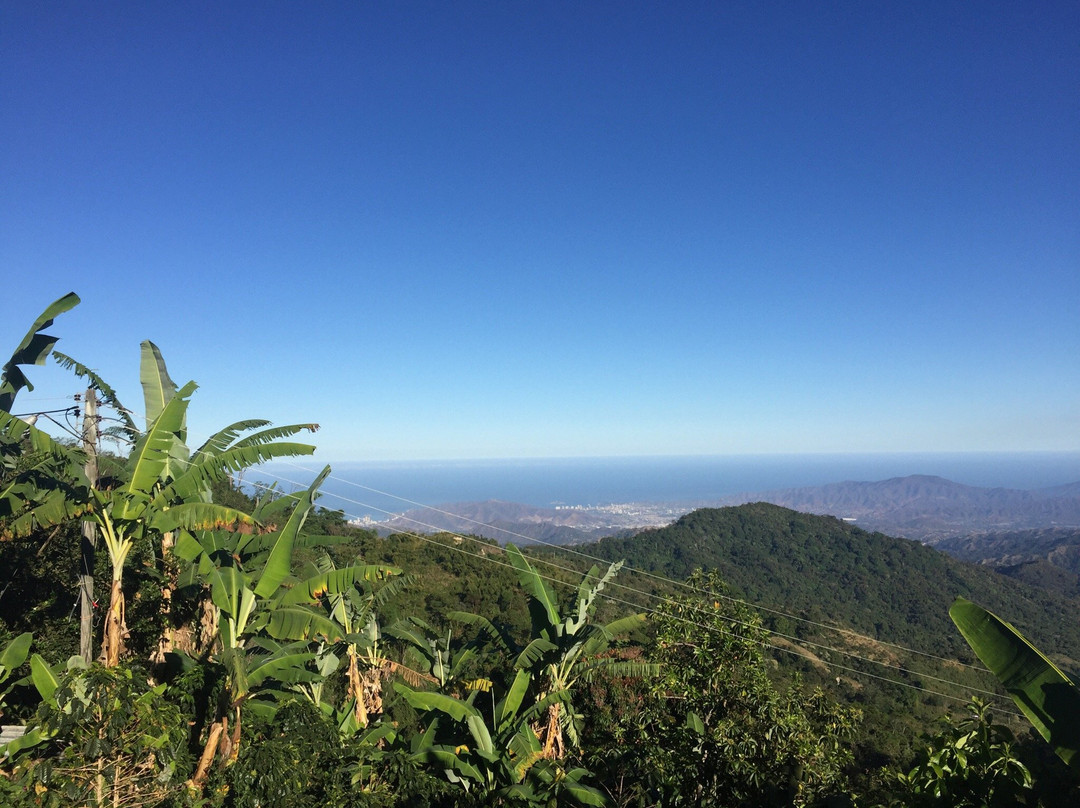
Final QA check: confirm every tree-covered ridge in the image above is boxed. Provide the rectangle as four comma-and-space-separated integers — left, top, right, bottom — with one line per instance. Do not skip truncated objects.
936, 527, 1080, 600
582, 503, 1080, 672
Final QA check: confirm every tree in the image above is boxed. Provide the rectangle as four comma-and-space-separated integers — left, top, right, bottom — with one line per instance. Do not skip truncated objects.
277, 550, 405, 727
74, 342, 320, 666
454, 545, 648, 759
0, 292, 80, 415
888, 697, 1033, 807
0, 293, 88, 539
585, 570, 860, 807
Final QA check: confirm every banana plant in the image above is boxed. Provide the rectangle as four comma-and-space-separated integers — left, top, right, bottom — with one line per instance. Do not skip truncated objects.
81, 342, 319, 666
0, 293, 89, 537
395, 671, 606, 806
185, 466, 334, 786
0, 411, 90, 537
454, 545, 649, 759
274, 551, 404, 727
387, 615, 481, 693
87, 378, 260, 666
950, 597, 1080, 767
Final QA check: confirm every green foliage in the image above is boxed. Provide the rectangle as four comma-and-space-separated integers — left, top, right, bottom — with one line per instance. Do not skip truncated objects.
588, 505, 1080, 660
886, 698, 1033, 807
582, 571, 860, 808
577, 504, 1080, 767
394, 547, 638, 806
0, 632, 33, 723
5, 664, 193, 807
950, 596, 1080, 768
0, 293, 80, 414
6, 296, 1077, 807
210, 698, 375, 808
0, 522, 82, 669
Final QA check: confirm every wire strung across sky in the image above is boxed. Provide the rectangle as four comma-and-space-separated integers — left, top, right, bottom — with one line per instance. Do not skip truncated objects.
244, 464, 1018, 714
241, 468, 1022, 718
43, 398, 1019, 718
283, 461, 992, 673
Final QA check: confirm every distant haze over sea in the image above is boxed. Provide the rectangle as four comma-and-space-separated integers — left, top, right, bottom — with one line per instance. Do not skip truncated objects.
261, 452, 1080, 523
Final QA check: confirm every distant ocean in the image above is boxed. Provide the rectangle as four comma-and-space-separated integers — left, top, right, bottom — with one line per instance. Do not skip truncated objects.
257, 452, 1080, 523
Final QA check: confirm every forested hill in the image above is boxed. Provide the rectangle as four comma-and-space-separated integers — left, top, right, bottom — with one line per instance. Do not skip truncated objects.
579, 503, 1080, 673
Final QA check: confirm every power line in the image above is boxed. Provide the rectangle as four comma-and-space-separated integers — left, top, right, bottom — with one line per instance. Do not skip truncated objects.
74, 404, 1015, 712
278, 460, 992, 675
240, 469, 1017, 712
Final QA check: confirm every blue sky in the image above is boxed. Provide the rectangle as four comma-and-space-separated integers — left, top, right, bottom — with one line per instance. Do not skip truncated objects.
2, 2, 1077, 461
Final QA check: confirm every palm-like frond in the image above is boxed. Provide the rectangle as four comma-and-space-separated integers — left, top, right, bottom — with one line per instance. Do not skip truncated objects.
276, 563, 399, 606
505, 544, 560, 632
253, 465, 330, 598
52, 351, 137, 439
118, 381, 196, 514
193, 420, 272, 458
230, 423, 320, 449
568, 561, 622, 634
449, 611, 515, 657
264, 605, 347, 642
156, 441, 316, 506
154, 502, 256, 533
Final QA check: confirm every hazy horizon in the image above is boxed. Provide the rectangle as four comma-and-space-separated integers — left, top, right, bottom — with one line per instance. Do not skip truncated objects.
262, 452, 1080, 522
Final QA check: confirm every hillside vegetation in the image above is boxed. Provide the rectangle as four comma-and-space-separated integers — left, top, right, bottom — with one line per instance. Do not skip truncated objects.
580, 504, 1080, 671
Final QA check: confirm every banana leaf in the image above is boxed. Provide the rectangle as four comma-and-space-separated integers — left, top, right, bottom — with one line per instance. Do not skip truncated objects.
505, 544, 560, 633
118, 381, 196, 513
264, 605, 346, 642
29, 654, 59, 706
193, 419, 273, 457
0, 633, 32, 677
159, 441, 316, 505
394, 682, 480, 723
277, 563, 399, 606
230, 423, 320, 449
0, 292, 80, 413
497, 669, 532, 732
139, 340, 178, 428
950, 596, 1080, 767
254, 465, 330, 598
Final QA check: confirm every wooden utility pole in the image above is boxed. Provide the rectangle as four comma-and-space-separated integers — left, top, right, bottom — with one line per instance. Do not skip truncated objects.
78, 388, 98, 664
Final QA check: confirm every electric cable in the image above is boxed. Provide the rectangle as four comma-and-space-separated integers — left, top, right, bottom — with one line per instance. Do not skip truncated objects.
62, 401, 1024, 714
241, 469, 1020, 712
279, 460, 993, 674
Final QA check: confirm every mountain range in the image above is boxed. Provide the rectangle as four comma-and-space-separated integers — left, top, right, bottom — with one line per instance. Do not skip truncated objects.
378, 474, 1080, 545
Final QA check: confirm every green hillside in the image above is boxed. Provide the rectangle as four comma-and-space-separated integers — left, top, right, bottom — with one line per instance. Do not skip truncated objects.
578, 503, 1080, 672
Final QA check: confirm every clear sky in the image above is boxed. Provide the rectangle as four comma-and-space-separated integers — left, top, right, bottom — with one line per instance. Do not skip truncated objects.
2, 2, 1077, 461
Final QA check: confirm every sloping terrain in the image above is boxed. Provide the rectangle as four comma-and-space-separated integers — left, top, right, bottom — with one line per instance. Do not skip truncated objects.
578, 503, 1080, 671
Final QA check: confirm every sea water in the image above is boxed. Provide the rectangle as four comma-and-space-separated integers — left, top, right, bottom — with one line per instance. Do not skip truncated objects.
256, 452, 1080, 523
